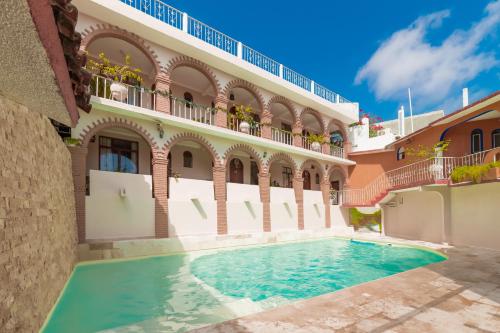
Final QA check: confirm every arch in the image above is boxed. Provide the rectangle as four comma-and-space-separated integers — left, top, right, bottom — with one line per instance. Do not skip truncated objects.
266, 95, 298, 123
326, 165, 348, 182
471, 128, 483, 153
163, 132, 221, 166
491, 129, 500, 148
223, 143, 264, 173
80, 24, 161, 75
299, 159, 325, 179
79, 117, 160, 154
266, 152, 298, 176
326, 118, 348, 143
223, 79, 266, 113
164, 55, 221, 96
300, 108, 326, 133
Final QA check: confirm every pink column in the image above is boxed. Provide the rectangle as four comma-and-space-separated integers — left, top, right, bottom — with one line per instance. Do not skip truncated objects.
68, 146, 88, 243
155, 74, 171, 114
259, 173, 271, 232
152, 153, 169, 238
293, 176, 304, 230
214, 95, 228, 128
292, 123, 303, 148
213, 165, 227, 234
260, 110, 272, 140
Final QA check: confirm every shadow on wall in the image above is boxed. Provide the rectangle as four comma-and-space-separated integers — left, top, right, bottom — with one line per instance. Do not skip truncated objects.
349, 208, 381, 233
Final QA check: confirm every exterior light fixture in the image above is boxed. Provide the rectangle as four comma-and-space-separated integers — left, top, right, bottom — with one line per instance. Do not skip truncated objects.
156, 123, 164, 139
263, 152, 267, 158
229, 93, 235, 101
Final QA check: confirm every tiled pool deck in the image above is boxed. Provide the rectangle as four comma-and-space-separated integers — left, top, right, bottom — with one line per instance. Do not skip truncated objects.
191, 236, 500, 333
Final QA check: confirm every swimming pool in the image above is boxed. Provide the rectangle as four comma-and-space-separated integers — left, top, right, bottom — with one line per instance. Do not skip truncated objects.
42, 238, 445, 332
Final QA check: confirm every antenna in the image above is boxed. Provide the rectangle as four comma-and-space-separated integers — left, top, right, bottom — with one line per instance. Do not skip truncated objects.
408, 88, 414, 133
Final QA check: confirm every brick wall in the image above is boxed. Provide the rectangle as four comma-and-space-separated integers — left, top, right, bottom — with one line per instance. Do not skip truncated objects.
0, 95, 78, 332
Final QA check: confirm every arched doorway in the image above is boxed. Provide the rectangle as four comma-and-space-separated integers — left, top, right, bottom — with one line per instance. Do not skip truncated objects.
226, 86, 263, 136
229, 158, 244, 183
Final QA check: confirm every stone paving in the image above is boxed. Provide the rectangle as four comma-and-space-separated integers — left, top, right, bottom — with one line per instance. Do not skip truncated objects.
190, 241, 500, 333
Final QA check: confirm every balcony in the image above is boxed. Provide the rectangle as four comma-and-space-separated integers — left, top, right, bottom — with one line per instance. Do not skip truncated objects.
89, 74, 348, 160
118, 0, 351, 105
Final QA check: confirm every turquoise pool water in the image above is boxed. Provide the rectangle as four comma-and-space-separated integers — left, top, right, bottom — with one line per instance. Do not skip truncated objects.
42, 238, 445, 332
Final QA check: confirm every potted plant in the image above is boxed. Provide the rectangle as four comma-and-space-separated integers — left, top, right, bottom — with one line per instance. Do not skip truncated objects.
64, 137, 81, 147
87, 52, 143, 102
308, 133, 325, 152
234, 105, 254, 134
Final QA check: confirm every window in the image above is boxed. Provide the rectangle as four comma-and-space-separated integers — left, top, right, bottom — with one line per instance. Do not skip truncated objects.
99, 136, 138, 174
471, 129, 483, 153
492, 129, 500, 148
183, 151, 193, 168
397, 147, 405, 161
315, 173, 320, 185
250, 161, 259, 185
282, 166, 293, 188
281, 123, 292, 132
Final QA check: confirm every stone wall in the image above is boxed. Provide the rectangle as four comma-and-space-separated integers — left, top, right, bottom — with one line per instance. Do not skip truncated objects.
0, 95, 78, 332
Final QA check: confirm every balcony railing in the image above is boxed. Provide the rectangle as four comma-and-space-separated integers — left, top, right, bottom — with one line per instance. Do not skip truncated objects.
170, 97, 215, 125
90, 74, 155, 110
121, 0, 183, 29
271, 127, 293, 145
119, 0, 351, 104
227, 115, 261, 137
330, 145, 344, 159
341, 149, 493, 206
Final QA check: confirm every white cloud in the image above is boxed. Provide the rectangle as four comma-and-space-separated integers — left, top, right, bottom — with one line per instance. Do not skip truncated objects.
355, 1, 500, 108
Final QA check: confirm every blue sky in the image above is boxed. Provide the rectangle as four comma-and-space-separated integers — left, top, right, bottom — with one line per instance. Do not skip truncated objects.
167, 0, 499, 120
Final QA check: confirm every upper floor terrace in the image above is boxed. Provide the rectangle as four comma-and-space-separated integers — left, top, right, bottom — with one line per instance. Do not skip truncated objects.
73, 0, 359, 124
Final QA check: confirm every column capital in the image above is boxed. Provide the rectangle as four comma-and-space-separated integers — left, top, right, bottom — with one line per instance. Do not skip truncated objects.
155, 73, 171, 85
214, 94, 229, 106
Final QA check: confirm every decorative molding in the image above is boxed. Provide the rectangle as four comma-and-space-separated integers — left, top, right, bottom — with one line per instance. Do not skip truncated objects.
163, 132, 221, 166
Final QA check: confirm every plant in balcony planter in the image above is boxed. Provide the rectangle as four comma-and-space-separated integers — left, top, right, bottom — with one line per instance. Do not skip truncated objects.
308, 133, 325, 152
234, 105, 255, 134
64, 137, 81, 147
87, 52, 143, 102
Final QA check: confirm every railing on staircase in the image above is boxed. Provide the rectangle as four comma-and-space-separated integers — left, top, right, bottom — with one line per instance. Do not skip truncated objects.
341, 149, 492, 206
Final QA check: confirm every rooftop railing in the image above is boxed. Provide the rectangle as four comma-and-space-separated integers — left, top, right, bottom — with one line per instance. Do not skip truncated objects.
119, 0, 351, 105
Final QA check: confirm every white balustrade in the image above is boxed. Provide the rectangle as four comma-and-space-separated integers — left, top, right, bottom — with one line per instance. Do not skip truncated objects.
329, 145, 344, 158
90, 74, 155, 110
170, 97, 215, 125
302, 136, 312, 151
227, 116, 261, 137
282, 66, 311, 91
271, 127, 293, 145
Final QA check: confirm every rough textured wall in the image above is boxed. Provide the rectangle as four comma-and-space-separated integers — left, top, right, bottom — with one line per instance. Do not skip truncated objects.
0, 95, 78, 332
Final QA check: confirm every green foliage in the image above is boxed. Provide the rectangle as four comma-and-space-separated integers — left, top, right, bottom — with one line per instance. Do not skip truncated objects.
234, 105, 255, 124
64, 137, 81, 146
87, 52, 143, 84
307, 133, 326, 144
406, 139, 451, 161
450, 161, 500, 184
349, 208, 382, 232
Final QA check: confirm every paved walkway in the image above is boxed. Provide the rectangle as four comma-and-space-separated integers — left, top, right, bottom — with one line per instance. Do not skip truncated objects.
190, 241, 500, 333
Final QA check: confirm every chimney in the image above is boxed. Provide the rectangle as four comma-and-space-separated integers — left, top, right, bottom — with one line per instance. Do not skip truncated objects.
462, 88, 469, 107
398, 105, 405, 137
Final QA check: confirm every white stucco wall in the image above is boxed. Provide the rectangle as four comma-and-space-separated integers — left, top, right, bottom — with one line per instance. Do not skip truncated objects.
450, 182, 500, 250
168, 178, 217, 236
303, 190, 325, 230
383, 191, 444, 244
227, 183, 263, 234
270, 187, 298, 231
330, 205, 350, 229
86, 170, 155, 240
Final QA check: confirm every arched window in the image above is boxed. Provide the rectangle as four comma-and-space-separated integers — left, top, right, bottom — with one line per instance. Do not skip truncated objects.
397, 147, 405, 161
471, 129, 483, 153
492, 129, 500, 148
315, 173, 320, 185
303, 170, 311, 190
183, 151, 193, 168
